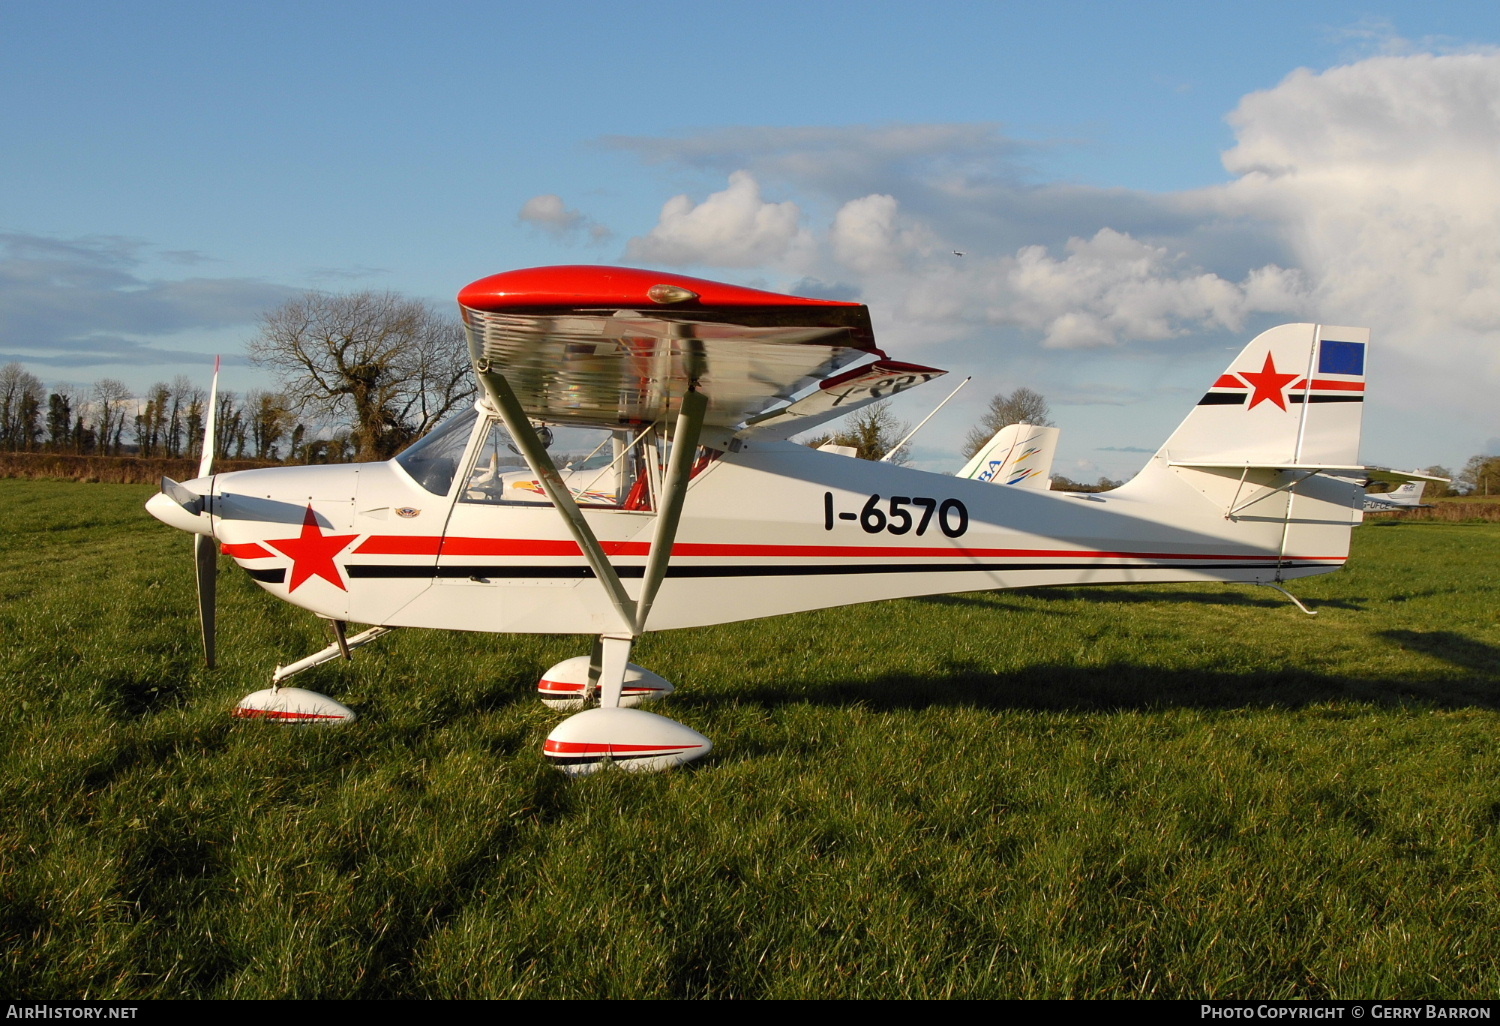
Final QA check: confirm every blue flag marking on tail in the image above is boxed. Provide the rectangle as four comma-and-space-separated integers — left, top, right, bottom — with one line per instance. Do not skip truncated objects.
1319, 340, 1365, 376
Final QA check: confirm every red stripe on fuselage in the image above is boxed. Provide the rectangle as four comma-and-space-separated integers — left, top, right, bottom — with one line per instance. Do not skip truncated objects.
222, 542, 274, 559
354, 535, 443, 555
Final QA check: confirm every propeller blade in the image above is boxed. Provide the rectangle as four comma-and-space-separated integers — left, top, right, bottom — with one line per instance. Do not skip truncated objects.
198, 355, 220, 479
194, 532, 217, 669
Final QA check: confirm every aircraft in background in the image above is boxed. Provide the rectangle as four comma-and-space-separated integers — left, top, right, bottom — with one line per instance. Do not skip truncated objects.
1363, 478, 1435, 512
957, 423, 1059, 489
148, 265, 1416, 773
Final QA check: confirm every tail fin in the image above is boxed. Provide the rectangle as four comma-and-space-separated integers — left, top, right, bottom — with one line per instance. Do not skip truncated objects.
1385, 480, 1427, 505
957, 423, 1059, 489
1152, 323, 1368, 468
1120, 324, 1369, 579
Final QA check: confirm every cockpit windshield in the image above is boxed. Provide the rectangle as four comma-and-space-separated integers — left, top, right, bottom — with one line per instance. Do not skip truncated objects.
394, 407, 479, 495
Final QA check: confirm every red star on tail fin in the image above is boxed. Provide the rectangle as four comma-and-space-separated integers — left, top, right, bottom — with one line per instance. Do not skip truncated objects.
1239, 353, 1299, 411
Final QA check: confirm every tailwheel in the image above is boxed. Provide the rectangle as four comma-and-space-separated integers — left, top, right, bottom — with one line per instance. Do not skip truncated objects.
543, 707, 711, 776
537, 655, 675, 710
233, 687, 356, 725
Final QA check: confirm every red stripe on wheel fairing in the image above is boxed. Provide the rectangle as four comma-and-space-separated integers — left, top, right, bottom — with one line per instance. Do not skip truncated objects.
543, 739, 702, 755
232, 707, 348, 721
539, 681, 664, 694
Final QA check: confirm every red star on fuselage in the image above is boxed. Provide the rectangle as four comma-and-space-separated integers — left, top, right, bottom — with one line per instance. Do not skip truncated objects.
1239, 352, 1299, 411
266, 505, 359, 592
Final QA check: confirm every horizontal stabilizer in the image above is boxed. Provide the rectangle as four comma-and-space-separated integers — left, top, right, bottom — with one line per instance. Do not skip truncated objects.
1168, 461, 1365, 474
1363, 467, 1450, 486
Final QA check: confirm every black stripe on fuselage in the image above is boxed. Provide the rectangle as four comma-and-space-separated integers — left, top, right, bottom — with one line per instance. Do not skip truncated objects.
338, 560, 1332, 581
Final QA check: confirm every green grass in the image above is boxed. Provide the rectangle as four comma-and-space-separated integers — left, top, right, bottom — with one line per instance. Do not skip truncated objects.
2, 479, 1498, 998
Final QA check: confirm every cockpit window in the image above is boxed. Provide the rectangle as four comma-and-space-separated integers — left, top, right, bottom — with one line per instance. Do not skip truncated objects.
461, 420, 646, 508
394, 408, 478, 495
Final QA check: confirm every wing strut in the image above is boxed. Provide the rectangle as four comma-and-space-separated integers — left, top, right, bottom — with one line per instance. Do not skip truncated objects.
477, 366, 709, 649
635, 388, 706, 633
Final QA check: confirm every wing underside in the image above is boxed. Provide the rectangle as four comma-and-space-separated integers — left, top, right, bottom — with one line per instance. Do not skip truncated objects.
463, 307, 875, 431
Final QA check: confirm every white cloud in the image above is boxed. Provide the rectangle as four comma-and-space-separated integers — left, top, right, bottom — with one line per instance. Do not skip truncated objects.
1222, 53, 1500, 326
518, 194, 612, 242
999, 229, 1307, 348
828, 193, 945, 274
1212, 51, 1500, 419
626, 171, 815, 268
612, 50, 1500, 468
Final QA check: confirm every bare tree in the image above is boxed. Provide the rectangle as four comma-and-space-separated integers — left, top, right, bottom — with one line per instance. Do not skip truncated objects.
963, 386, 1053, 458
805, 400, 911, 463
249, 291, 474, 462
92, 378, 133, 456
167, 375, 202, 458
0, 363, 43, 451
214, 390, 249, 460
1458, 455, 1500, 496
246, 389, 295, 460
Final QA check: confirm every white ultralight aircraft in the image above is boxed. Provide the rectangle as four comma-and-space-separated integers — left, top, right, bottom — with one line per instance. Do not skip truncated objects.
147, 265, 1423, 774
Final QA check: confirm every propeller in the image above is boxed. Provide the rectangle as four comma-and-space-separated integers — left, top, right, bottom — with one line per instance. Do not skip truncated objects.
195, 532, 217, 668
194, 357, 221, 668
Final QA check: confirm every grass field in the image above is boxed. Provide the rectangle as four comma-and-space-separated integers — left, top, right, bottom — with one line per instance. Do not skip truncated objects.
2, 479, 1498, 999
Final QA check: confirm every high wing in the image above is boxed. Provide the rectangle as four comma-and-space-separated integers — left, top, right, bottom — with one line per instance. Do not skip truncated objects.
458, 265, 944, 444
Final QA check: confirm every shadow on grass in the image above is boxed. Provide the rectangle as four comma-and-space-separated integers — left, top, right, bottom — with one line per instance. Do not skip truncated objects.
1380, 630, 1500, 677
714, 636, 1500, 716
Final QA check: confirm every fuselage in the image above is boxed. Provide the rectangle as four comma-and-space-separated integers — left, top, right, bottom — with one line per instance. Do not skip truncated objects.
167, 420, 1359, 637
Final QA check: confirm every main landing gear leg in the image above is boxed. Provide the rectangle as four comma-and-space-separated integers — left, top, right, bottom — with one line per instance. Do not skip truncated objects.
542, 633, 711, 776
595, 633, 633, 710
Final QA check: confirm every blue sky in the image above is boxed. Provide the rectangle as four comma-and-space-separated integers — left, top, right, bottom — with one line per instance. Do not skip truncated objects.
4, 1, 1499, 477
